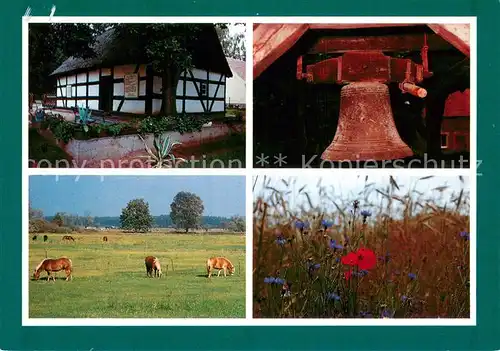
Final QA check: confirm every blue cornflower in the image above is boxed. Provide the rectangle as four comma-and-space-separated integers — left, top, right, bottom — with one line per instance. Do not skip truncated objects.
295, 221, 305, 230
275, 235, 287, 246
304, 221, 310, 229
459, 231, 470, 241
359, 311, 373, 318
357, 269, 369, 277
329, 239, 344, 250
274, 277, 285, 285
401, 295, 408, 302
326, 292, 341, 301
378, 253, 391, 263
264, 277, 276, 284
308, 262, 320, 270
360, 210, 372, 218
321, 219, 333, 228
335, 257, 341, 263
381, 309, 394, 318
264, 277, 285, 285
408, 273, 417, 280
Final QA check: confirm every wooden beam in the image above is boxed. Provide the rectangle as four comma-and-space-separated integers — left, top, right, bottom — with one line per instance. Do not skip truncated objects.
427, 24, 470, 57
308, 23, 419, 30
254, 23, 310, 79
309, 33, 453, 54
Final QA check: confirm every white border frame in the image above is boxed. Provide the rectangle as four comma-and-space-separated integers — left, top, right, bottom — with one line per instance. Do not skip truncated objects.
24, 16, 476, 327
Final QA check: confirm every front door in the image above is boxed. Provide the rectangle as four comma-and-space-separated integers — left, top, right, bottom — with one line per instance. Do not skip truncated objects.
99, 76, 113, 113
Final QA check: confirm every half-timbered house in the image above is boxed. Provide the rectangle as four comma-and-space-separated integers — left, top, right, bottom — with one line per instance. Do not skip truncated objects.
50, 24, 232, 116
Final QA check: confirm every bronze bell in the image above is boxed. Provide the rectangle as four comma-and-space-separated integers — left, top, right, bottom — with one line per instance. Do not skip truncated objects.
321, 82, 413, 161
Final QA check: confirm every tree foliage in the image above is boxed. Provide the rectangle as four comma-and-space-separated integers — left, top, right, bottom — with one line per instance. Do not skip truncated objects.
225, 215, 246, 232
170, 191, 204, 233
215, 23, 246, 61
112, 24, 203, 115
52, 212, 65, 227
29, 202, 44, 219
28, 23, 105, 95
120, 198, 154, 232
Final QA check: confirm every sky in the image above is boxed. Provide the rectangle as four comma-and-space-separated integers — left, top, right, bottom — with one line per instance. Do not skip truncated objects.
30, 176, 245, 217
227, 23, 246, 36
254, 174, 470, 213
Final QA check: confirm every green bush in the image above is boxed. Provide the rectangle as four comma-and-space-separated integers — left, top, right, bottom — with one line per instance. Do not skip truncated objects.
138, 114, 211, 135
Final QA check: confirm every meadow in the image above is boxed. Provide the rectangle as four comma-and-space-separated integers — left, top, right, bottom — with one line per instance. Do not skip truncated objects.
253, 176, 470, 319
29, 232, 245, 318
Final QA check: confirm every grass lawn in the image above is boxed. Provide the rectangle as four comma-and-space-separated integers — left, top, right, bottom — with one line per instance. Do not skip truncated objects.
29, 232, 246, 318
179, 133, 246, 168
29, 128, 71, 167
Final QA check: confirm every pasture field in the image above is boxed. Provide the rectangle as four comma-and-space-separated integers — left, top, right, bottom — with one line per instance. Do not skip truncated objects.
29, 232, 245, 318
253, 176, 470, 319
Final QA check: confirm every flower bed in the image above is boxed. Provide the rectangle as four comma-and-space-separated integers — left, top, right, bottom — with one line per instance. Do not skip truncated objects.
33, 117, 244, 166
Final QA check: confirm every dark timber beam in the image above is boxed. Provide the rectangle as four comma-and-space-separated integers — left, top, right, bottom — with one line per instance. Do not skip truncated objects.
308, 34, 453, 54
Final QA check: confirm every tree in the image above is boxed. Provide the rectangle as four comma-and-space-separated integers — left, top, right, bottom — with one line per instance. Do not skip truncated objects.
29, 23, 105, 95
215, 23, 246, 61
112, 24, 203, 116
225, 215, 246, 232
29, 202, 44, 219
170, 192, 204, 233
52, 212, 65, 227
120, 199, 154, 232
84, 210, 94, 227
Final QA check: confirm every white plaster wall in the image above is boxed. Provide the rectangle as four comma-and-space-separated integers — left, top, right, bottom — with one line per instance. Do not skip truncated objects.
88, 70, 100, 82
88, 84, 99, 97
152, 99, 162, 114
113, 64, 147, 79
76, 85, 86, 97
88, 100, 99, 110
184, 99, 204, 113
112, 100, 145, 114
225, 74, 245, 105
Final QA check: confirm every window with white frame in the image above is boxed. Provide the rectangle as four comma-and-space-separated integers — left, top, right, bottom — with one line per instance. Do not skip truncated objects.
441, 133, 449, 149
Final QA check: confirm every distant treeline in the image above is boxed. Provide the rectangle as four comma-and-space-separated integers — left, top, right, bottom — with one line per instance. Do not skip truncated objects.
44, 215, 235, 228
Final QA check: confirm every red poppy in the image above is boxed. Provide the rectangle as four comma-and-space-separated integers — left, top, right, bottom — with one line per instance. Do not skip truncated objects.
344, 270, 353, 281
356, 247, 377, 270
341, 252, 359, 266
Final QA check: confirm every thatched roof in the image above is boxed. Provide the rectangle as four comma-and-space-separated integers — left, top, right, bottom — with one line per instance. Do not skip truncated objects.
254, 23, 471, 79
226, 57, 246, 81
51, 24, 233, 77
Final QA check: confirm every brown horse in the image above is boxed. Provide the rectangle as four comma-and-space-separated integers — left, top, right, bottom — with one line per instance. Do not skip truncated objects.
206, 257, 235, 278
102, 236, 108, 242
62, 235, 75, 242
33, 257, 73, 281
43, 235, 48, 242
145, 256, 162, 278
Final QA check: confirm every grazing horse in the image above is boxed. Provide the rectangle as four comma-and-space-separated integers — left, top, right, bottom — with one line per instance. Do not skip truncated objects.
206, 257, 235, 278
62, 235, 75, 242
33, 257, 73, 281
102, 236, 108, 242
43, 235, 48, 242
144, 256, 162, 278
32, 235, 37, 241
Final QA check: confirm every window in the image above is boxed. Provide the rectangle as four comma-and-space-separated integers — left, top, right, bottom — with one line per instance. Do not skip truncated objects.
200, 82, 208, 97
441, 133, 448, 149
66, 85, 72, 98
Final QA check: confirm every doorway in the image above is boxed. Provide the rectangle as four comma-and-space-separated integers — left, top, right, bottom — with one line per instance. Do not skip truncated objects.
99, 76, 113, 113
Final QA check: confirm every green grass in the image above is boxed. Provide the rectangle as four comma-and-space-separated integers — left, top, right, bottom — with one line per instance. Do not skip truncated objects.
29, 232, 245, 318
180, 133, 246, 168
29, 128, 71, 166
